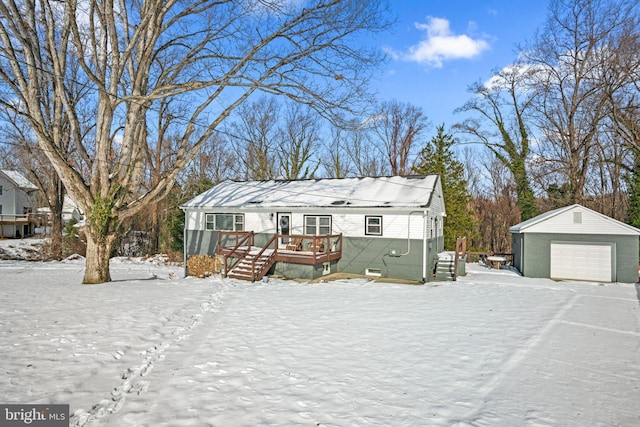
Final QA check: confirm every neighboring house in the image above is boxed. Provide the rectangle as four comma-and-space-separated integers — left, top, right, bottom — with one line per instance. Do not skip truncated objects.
181, 175, 446, 282
510, 204, 640, 283
37, 194, 86, 229
62, 195, 85, 224
0, 170, 39, 238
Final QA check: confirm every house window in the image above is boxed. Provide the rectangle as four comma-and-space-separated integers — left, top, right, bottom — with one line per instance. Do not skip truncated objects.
304, 215, 331, 235
0, 185, 3, 195
205, 213, 244, 231
0, 205, 2, 214
365, 216, 382, 236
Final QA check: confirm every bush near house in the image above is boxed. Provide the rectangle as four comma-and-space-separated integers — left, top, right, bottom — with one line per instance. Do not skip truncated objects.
186, 254, 222, 278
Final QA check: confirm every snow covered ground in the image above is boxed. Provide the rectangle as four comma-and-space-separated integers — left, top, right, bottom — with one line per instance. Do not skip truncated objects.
1, 239, 639, 426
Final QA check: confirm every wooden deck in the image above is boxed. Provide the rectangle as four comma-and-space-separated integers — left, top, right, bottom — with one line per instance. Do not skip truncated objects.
217, 232, 343, 280
0, 213, 49, 238
218, 244, 342, 265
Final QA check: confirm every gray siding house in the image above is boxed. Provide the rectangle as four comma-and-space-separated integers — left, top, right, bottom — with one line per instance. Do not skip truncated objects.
510, 204, 640, 283
181, 175, 446, 282
0, 170, 38, 238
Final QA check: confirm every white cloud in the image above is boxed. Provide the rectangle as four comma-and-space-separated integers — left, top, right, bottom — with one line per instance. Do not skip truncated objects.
389, 16, 491, 68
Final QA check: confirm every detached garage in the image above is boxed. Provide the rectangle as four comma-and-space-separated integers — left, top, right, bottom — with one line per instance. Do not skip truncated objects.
510, 204, 640, 283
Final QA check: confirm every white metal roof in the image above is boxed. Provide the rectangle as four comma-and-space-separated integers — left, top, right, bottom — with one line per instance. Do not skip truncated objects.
509, 204, 640, 236
182, 175, 440, 210
1, 170, 38, 190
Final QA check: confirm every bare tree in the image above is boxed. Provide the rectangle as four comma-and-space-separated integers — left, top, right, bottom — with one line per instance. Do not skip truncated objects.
369, 100, 428, 175
347, 124, 388, 177
322, 124, 353, 178
0, 91, 75, 261
522, 0, 638, 204
277, 102, 321, 179
469, 156, 520, 253
605, 16, 640, 226
0, 0, 389, 283
227, 97, 280, 180
454, 64, 538, 221
0, 142, 17, 169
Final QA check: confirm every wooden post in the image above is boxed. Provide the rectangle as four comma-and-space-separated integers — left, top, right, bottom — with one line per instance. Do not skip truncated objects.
453, 237, 467, 281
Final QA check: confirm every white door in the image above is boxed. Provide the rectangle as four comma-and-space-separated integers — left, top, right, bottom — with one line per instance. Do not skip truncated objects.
550, 242, 614, 282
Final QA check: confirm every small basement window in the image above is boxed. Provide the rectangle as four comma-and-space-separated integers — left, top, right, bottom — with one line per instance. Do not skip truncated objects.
365, 216, 382, 236
365, 268, 382, 277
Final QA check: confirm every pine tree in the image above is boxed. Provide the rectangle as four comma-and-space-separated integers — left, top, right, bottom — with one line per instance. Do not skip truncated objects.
413, 125, 477, 250
626, 153, 640, 229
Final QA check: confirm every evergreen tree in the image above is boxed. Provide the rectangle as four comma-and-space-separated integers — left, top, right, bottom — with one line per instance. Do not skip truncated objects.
413, 125, 477, 250
626, 152, 640, 229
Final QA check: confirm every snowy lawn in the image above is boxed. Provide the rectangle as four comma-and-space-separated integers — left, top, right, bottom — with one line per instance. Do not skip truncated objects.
1, 253, 639, 426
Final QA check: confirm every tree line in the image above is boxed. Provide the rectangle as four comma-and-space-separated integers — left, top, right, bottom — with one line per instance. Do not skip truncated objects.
0, 0, 638, 283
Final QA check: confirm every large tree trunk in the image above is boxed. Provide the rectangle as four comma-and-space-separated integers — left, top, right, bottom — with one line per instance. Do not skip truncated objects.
49, 204, 64, 260
148, 201, 160, 255
83, 232, 116, 284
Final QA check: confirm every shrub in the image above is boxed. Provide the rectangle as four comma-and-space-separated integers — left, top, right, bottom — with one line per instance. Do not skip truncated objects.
186, 254, 222, 278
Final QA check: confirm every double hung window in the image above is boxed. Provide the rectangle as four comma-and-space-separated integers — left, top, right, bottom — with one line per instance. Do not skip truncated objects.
205, 213, 244, 231
304, 215, 331, 235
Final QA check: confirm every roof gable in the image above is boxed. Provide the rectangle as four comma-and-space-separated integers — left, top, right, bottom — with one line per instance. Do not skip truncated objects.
0, 170, 37, 190
509, 204, 640, 236
182, 175, 440, 210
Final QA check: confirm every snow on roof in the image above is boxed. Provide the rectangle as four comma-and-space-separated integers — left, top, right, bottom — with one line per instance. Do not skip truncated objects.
1, 170, 38, 190
509, 204, 640, 235
182, 175, 440, 209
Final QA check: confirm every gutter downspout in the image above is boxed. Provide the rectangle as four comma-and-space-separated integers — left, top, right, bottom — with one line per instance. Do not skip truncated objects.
423, 210, 428, 282
399, 210, 431, 282
182, 207, 187, 278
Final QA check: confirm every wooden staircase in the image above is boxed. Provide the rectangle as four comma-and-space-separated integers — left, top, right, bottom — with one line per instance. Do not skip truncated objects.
227, 248, 277, 282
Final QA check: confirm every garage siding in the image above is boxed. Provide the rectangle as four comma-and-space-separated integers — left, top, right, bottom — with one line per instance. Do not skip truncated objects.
522, 233, 639, 283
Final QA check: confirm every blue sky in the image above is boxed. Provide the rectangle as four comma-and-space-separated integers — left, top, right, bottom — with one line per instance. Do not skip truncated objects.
371, 1, 550, 130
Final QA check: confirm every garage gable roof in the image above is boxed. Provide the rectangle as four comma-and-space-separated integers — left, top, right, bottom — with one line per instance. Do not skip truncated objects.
509, 204, 640, 236
181, 175, 440, 210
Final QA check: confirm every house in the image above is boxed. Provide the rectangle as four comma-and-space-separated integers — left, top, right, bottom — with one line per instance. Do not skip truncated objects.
0, 170, 39, 238
509, 204, 640, 283
181, 175, 446, 282
37, 195, 85, 225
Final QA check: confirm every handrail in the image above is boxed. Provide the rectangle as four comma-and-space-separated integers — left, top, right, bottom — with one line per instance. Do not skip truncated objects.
249, 234, 279, 281
218, 231, 254, 277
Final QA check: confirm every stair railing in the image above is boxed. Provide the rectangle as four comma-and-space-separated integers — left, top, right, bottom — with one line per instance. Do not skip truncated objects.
218, 231, 254, 277
248, 234, 279, 281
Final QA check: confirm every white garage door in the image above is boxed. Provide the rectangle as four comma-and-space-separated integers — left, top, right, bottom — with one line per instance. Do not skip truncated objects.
550, 242, 614, 282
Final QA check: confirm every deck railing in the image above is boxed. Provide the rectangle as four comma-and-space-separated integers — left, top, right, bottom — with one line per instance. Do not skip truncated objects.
217, 232, 343, 278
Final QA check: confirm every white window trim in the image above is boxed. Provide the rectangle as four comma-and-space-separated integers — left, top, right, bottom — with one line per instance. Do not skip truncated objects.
365, 215, 383, 236
205, 213, 244, 231
304, 215, 332, 235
